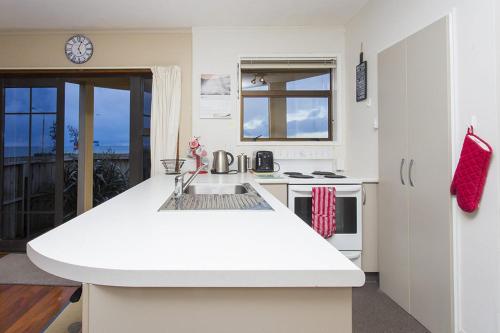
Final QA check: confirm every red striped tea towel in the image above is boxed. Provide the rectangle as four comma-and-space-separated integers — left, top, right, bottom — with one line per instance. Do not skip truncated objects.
311, 187, 336, 238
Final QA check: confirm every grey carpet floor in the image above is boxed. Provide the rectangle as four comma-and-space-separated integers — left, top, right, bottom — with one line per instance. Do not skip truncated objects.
0, 253, 80, 286
353, 276, 430, 333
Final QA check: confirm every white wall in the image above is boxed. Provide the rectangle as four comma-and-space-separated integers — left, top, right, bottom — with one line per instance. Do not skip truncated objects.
496, 1, 500, 331
345, 0, 499, 332
191, 27, 346, 172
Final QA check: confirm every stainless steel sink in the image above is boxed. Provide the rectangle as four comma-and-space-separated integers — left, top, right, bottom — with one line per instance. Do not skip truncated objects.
183, 184, 248, 195
159, 183, 272, 211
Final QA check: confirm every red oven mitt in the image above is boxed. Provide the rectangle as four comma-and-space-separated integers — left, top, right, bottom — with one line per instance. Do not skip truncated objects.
450, 127, 492, 213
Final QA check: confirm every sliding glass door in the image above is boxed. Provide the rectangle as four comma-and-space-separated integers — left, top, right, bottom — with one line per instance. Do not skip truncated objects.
0, 72, 152, 251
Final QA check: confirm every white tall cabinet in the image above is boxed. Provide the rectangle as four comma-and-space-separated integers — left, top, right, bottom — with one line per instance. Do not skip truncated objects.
377, 17, 453, 333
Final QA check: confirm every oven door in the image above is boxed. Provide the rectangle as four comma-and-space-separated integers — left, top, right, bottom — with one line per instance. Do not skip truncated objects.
288, 184, 362, 251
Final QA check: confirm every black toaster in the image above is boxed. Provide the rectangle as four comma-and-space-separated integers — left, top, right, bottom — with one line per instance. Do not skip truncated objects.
253, 151, 274, 172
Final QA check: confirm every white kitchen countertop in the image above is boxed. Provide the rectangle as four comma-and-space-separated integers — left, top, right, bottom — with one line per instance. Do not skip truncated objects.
27, 173, 365, 288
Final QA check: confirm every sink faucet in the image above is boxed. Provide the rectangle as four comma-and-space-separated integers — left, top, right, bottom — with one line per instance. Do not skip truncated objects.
174, 164, 207, 198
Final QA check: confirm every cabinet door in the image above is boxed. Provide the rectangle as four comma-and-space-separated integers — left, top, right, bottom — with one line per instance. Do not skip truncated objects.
261, 184, 288, 206
406, 17, 453, 333
377, 40, 410, 311
361, 183, 378, 272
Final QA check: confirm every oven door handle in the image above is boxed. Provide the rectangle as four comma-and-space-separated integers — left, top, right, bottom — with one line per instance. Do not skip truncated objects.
289, 186, 362, 194
290, 190, 317, 195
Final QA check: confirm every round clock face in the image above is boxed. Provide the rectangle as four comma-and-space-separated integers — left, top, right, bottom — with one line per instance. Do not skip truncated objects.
65, 35, 93, 64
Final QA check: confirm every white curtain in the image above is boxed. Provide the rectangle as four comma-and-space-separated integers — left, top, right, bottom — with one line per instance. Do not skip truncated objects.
150, 66, 182, 176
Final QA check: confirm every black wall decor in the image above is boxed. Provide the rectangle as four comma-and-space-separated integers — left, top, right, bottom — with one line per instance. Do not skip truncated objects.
356, 47, 368, 102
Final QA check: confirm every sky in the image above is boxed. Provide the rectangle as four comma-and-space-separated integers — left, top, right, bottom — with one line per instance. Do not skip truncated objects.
65, 83, 131, 153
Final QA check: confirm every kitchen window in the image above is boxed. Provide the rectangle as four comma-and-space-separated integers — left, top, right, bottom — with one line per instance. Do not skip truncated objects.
240, 58, 336, 141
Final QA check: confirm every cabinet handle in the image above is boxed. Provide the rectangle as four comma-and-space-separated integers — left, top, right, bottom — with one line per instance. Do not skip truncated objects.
344, 252, 361, 260
400, 158, 406, 185
362, 186, 366, 205
409, 159, 415, 187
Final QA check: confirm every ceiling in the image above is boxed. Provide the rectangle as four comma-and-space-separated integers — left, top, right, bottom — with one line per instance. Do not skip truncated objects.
0, 0, 368, 30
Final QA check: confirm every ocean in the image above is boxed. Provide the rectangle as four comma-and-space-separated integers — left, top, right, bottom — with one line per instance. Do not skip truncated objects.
4, 145, 130, 158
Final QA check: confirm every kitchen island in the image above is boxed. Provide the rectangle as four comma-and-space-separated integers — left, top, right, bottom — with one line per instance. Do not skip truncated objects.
27, 173, 365, 333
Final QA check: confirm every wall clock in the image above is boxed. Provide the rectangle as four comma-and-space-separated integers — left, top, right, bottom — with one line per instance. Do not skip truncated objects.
65, 35, 93, 64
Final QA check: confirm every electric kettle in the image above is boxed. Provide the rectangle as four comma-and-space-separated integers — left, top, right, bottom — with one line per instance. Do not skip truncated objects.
211, 150, 234, 174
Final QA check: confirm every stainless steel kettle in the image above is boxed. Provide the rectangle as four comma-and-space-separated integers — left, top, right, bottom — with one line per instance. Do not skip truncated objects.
212, 150, 234, 174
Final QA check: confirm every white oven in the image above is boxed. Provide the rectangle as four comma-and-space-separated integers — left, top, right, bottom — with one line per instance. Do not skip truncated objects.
288, 183, 362, 266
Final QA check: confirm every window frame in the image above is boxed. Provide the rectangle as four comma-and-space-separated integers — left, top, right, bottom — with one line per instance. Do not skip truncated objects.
240, 68, 334, 142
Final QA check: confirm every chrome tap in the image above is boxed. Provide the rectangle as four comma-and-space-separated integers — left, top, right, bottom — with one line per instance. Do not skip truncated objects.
174, 164, 206, 198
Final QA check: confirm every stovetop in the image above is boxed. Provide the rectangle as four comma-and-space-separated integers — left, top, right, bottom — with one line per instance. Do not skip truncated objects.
284, 171, 347, 179
252, 170, 363, 185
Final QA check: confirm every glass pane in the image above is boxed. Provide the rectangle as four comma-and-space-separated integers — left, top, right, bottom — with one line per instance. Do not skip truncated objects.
143, 115, 150, 129
29, 213, 54, 235
335, 197, 357, 234
5, 88, 30, 113
94, 87, 130, 154
30, 113, 56, 222
242, 70, 330, 91
64, 83, 80, 154
1, 205, 24, 240
143, 136, 150, 180
293, 197, 357, 234
144, 79, 152, 116
142, 79, 151, 180
2, 161, 26, 240
286, 73, 330, 91
286, 98, 329, 139
63, 160, 78, 221
93, 86, 130, 207
64, 83, 79, 221
4, 114, 29, 159
30, 161, 55, 212
244, 83, 269, 91
242, 98, 269, 139
294, 197, 312, 226
31, 114, 57, 157
3, 162, 24, 204
242, 72, 268, 91
32, 88, 57, 113
243, 97, 329, 139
